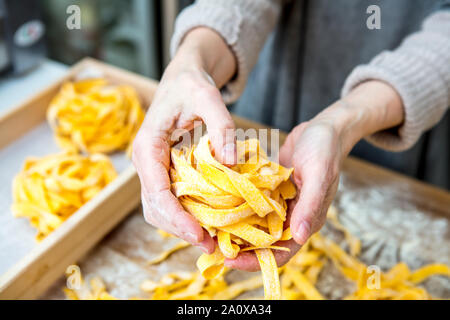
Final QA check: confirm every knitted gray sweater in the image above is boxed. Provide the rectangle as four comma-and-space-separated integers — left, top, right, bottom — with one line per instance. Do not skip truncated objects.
171, 0, 450, 189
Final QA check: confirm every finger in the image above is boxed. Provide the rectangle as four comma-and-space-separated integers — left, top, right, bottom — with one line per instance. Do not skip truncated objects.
145, 190, 215, 253
132, 115, 172, 194
141, 187, 214, 251
198, 230, 216, 254
132, 124, 213, 252
289, 164, 329, 245
224, 251, 259, 272
193, 87, 236, 165
224, 240, 301, 272
141, 192, 158, 225
274, 240, 302, 266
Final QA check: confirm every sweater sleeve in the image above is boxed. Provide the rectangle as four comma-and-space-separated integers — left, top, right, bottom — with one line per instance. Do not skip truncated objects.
170, 0, 282, 104
341, 10, 450, 152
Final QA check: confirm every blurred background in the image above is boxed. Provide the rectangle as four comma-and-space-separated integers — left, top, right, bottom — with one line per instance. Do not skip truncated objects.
0, 0, 199, 116
0, 0, 195, 80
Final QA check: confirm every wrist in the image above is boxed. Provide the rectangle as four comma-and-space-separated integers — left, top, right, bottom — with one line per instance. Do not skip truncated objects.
313, 80, 404, 156
311, 102, 362, 157
173, 27, 236, 88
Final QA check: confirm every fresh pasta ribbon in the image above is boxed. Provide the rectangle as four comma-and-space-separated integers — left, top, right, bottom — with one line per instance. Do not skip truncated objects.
217, 231, 240, 259
47, 78, 145, 155
284, 266, 324, 300
147, 241, 190, 265
409, 264, 450, 284
196, 246, 225, 280
12, 152, 117, 240
213, 276, 263, 300
280, 227, 293, 241
171, 135, 297, 300
255, 249, 281, 300
240, 246, 290, 253
218, 222, 276, 247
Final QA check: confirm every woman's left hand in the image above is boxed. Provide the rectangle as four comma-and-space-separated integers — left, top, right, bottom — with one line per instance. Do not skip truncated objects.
225, 80, 404, 271
225, 119, 345, 271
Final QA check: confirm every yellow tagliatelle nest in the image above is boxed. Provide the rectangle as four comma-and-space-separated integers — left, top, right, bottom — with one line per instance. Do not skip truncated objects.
47, 78, 145, 155
12, 152, 117, 241
170, 135, 297, 300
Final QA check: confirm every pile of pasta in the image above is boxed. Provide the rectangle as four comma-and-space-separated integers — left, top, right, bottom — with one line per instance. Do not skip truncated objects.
12, 77, 144, 239
64, 205, 450, 300
283, 207, 450, 300
170, 135, 297, 299
47, 78, 145, 155
12, 152, 117, 241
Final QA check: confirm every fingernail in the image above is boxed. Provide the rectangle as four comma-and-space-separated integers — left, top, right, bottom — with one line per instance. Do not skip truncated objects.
223, 259, 233, 267
221, 143, 236, 165
199, 245, 209, 254
295, 221, 311, 245
183, 232, 200, 244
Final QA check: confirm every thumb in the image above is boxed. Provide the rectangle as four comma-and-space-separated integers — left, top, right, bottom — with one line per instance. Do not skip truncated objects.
290, 168, 327, 245
195, 88, 236, 165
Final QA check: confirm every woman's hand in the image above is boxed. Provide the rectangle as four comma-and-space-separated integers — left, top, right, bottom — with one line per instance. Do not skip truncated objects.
226, 80, 404, 271
225, 120, 343, 271
278, 120, 346, 244
132, 28, 237, 254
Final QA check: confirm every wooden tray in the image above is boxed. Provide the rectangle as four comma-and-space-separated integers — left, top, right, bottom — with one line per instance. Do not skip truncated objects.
0, 58, 158, 299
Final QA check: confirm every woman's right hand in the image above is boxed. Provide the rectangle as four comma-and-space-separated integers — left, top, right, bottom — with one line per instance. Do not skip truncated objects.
132, 28, 237, 254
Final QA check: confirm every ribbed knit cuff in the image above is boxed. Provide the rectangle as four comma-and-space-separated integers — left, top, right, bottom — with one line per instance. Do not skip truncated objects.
342, 12, 450, 152
170, 3, 247, 104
